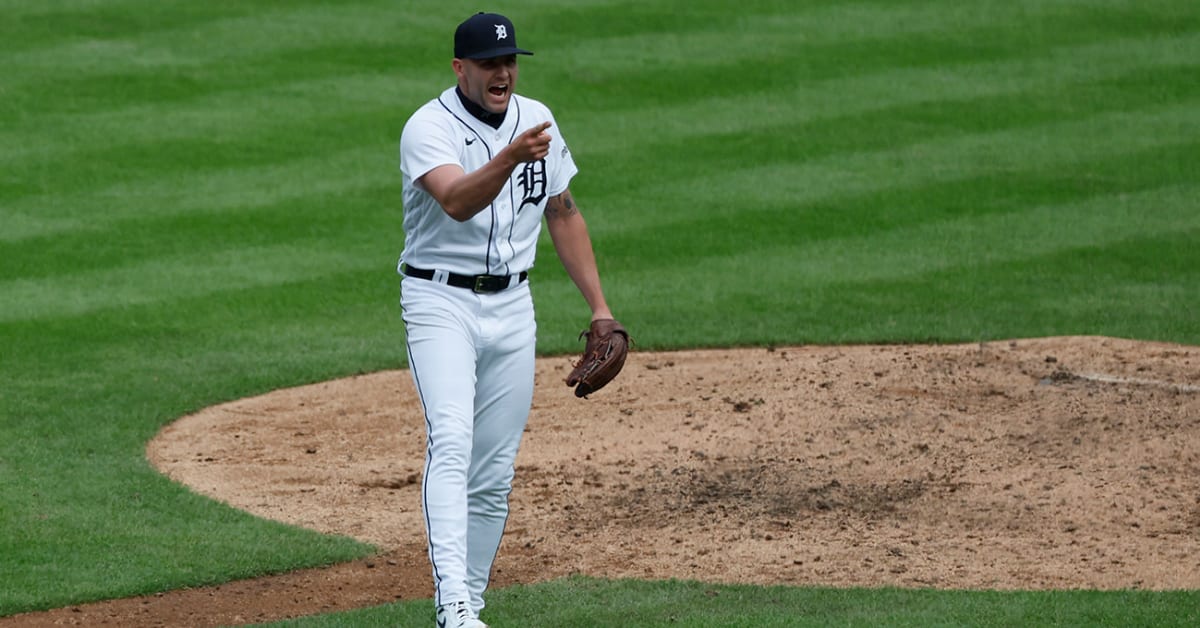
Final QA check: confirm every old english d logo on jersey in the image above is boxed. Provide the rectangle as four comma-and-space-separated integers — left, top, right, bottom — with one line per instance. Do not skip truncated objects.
517, 159, 547, 210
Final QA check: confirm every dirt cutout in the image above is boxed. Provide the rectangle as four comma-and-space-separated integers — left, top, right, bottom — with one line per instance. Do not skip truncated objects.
5, 337, 1199, 627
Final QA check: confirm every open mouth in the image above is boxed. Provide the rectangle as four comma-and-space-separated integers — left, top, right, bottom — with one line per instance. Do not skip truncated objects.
488, 84, 508, 98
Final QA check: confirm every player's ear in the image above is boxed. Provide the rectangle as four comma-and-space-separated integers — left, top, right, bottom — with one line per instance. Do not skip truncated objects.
451, 58, 464, 77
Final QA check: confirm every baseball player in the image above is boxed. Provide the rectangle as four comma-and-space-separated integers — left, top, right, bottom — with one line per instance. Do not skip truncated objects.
397, 12, 618, 628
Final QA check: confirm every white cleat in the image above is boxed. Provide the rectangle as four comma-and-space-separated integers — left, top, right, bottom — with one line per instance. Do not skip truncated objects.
435, 601, 488, 628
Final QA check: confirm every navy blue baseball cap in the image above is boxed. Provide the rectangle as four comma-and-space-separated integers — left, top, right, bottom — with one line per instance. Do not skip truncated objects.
454, 12, 533, 59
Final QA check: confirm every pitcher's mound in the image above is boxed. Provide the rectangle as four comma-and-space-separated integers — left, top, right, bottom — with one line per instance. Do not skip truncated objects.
149, 336, 1200, 593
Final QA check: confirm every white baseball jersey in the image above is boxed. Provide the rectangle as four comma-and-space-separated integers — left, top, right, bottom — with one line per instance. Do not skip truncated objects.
398, 86, 578, 277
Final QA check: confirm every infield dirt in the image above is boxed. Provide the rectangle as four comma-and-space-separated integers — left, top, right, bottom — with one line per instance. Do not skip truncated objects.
5, 336, 1198, 627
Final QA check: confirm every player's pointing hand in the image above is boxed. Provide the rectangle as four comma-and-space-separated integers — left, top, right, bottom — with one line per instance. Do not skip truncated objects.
509, 121, 553, 163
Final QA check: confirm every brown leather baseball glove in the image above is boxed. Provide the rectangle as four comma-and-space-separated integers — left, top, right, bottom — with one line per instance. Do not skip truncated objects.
565, 318, 630, 398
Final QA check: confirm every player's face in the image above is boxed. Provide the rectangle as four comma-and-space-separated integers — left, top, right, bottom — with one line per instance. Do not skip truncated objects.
455, 55, 519, 114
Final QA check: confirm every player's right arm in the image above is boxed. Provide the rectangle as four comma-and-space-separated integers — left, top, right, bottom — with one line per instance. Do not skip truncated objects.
420, 122, 553, 222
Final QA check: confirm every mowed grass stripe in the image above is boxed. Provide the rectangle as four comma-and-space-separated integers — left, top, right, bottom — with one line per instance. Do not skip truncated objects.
2, 273, 402, 424
0, 182, 398, 282
0, 68, 434, 171
802, 230, 1200, 345
6, 60, 1195, 283
8, 2, 1192, 167
0, 263, 400, 379
0, 0, 952, 84
539, 0, 1194, 76
1, 0, 642, 118
2, 101, 1194, 318
571, 183, 1200, 293
0, 0, 342, 54
622, 102, 1200, 223
581, 62, 1200, 199
537, 132, 1198, 344
4, 62, 1195, 285
4, 15, 1191, 161
10, 5, 1193, 139
1, 143, 395, 242
9, 26, 1195, 184
561, 187, 1199, 347
0, 238, 389, 324
0, 2, 437, 83
4, 32, 1197, 245
0, 0, 622, 64
740, 184, 1196, 285
1009, 235, 1200, 329
590, 140, 1200, 267
541, 4, 1195, 114
568, 30, 1200, 151
0, 71, 420, 229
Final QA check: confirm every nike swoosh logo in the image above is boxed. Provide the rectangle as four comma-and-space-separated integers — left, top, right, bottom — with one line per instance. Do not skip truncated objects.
465, 138, 476, 146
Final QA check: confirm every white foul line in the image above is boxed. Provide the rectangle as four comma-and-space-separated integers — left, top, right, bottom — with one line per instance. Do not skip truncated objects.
1075, 372, 1200, 393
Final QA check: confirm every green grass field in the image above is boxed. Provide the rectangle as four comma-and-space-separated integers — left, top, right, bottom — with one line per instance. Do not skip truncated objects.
2, 0, 1198, 625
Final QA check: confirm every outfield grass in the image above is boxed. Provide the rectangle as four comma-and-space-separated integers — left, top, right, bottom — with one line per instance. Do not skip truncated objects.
1, 0, 1198, 625
269, 577, 1200, 628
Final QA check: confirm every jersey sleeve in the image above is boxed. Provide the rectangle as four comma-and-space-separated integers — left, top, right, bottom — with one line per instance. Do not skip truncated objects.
400, 111, 460, 189
546, 113, 579, 197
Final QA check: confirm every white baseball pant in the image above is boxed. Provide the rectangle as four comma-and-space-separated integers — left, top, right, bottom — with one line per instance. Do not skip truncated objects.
400, 275, 536, 612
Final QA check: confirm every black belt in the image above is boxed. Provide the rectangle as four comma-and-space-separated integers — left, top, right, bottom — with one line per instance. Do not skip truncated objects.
402, 264, 527, 294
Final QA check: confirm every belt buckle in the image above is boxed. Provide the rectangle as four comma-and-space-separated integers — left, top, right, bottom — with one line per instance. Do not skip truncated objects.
473, 275, 499, 293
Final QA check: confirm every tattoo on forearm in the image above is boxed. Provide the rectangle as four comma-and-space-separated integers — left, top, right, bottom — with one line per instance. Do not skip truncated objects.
546, 191, 579, 219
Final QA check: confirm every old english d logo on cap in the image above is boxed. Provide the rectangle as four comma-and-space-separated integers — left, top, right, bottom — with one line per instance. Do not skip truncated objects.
454, 12, 533, 59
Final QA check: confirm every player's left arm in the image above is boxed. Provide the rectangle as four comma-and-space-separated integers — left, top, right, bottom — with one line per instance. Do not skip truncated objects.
545, 189, 613, 322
